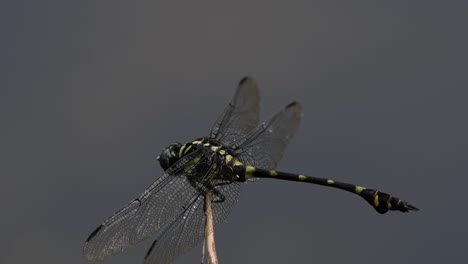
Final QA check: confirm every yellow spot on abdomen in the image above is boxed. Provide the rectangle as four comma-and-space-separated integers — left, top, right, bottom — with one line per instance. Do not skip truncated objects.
219, 149, 226, 155
355, 186, 365, 194
245, 166, 256, 177
225, 155, 233, 163
327, 180, 334, 185
203, 143, 210, 147
387, 201, 392, 209
192, 140, 203, 145
298, 175, 306, 180
373, 195, 380, 207
234, 160, 243, 166
270, 170, 278, 176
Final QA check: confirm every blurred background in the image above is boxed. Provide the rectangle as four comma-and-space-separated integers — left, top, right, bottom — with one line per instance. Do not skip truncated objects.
1, 1, 467, 263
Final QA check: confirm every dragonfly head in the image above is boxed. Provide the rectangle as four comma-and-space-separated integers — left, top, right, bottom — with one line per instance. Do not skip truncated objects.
157, 143, 183, 171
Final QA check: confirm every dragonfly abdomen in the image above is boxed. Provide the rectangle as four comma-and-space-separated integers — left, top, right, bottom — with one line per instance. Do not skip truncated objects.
233, 165, 419, 214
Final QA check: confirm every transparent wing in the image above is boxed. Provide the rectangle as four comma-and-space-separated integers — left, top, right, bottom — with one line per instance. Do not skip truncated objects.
143, 169, 240, 264
83, 150, 206, 261
236, 102, 303, 170
209, 77, 260, 146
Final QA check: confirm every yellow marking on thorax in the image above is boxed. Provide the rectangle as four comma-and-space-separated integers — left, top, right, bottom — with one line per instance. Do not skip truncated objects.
373, 195, 380, 207
225, 155, 233, 163
327, 179, 334, 185
184, 156, 201, 173
298, 175, 306, 180
245, 166, 256, 178
192, 140, 203, 145
179, 144, 187, 157
233, 160, 243, 166
206, 163, 218, 178
210, 146, 220, 151
203, 143, 210, 147
183, 144, 192, 154
355, 186, 365, 194
270, 170, 278, 176
219, 149, 226, 155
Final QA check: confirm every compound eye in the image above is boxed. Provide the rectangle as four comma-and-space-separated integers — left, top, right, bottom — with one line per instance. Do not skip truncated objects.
158, 143, 183, 171
158, 148, 173, 170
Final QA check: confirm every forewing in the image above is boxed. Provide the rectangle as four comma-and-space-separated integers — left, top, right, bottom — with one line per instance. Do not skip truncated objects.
143, 172, 240, 264
209, 77, 260, 146
236, 102, 303, 170
83, 150, 205, 261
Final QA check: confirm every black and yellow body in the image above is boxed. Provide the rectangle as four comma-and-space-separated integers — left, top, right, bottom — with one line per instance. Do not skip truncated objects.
158, 137, 418, 215
232, 165, 418, 214
85, 77, 418, 264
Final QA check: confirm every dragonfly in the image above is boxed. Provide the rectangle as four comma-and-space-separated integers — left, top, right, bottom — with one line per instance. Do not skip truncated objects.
84, 77, 418, 264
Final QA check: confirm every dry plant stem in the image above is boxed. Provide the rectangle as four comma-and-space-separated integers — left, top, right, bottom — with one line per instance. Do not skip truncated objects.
201, 237, 206, 264
204, 191, 218, 264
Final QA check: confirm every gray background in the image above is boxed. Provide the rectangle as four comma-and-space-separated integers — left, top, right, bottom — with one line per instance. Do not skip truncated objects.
2, 1, 467, 264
